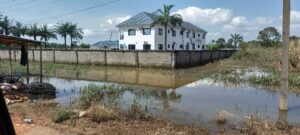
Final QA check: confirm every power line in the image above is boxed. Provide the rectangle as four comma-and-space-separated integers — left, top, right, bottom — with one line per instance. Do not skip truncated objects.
24, 0, 120, 23
0, 0, 38, 8
2, 0, 63, 13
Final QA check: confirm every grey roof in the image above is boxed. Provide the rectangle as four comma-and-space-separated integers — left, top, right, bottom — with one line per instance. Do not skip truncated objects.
92, 40, 119, 48
116, 12, 207, 33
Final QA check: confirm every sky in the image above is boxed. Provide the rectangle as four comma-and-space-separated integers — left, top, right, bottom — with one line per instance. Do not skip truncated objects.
0, 0, 299, 44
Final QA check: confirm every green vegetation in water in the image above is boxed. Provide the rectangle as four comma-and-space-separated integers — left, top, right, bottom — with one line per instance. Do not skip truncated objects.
77, 84, 128, 109
121, 98, 150, 120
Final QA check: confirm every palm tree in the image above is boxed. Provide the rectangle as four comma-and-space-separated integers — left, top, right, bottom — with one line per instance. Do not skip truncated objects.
28, 23, 40, 40
279, 0, 290, 111
40, 24, 57, 48
151, 4, 183, 50
230, 34, 244, 48
0, 16, 13, 35
12, 21, 28, 37
55, 22, 70, 50
216, 38, 226, 47
68, 23, 83, 49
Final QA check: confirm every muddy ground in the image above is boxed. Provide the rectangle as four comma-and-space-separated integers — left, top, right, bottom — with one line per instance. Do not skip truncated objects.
7, 100, 300, 135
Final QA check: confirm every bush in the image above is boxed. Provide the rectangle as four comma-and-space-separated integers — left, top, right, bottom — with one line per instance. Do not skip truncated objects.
77, 84, 126, 109
52, 109, 77, 123
122, 99, 150, 120
230, 43, 280, 68
88, 104, 118, 123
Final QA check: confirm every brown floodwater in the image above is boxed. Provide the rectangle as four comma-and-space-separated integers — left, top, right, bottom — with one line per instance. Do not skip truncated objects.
25, 64, 300, 127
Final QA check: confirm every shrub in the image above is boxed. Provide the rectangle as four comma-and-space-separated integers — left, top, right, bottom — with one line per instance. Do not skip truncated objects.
77, 84, 126, 109
52, 109, 77, 123
122, 98, 150, 120
88, 104, 118, 123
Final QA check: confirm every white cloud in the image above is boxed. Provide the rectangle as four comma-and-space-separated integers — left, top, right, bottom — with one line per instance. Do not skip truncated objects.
222, 16, 276, 33
83, 29, 95, 37
291, 10, 300, 24
173, 6, 233, 26
106, 15, 131, 25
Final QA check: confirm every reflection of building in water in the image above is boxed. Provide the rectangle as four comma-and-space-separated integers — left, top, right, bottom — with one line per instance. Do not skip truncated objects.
47, 66, 208, 90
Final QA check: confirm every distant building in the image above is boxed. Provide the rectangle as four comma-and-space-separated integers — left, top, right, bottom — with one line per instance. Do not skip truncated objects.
116, 12, 207, 51
91, 40, 119, 50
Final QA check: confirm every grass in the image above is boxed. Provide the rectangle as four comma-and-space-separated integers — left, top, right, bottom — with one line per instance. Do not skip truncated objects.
52, 108, 78, 123
88, 104, 118, 123
76, 84, 127, 109
122, 98, 150, 120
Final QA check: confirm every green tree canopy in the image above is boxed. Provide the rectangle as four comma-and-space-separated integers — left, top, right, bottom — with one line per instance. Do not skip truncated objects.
68, 23, 83, 49
55, 22, 70, 50
257, 27, 281, 47
0, 16, 13, 35
27, 23, 40, 40
230, 34, 244, 48
216, 38, 226, 48
12, 21, 28, 37
40, 24, 57, 47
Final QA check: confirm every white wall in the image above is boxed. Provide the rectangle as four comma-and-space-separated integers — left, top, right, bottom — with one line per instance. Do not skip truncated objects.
119, 26, 155, 50
119, 25, 207, 51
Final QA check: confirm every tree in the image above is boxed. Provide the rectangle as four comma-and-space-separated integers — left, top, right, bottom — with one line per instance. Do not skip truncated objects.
216, 38, 226, 48
28, 23, 40, 40
257, 27, 281, 47
0, 16, 13, 35
40, 24, 57, 48
279, 0, 290, 111
230, 34, 244, 48
226, 39, 234, 48
151, 4, 183, 50
68, 23, 83, 49
55, 22, 70, 50
12, 21, 27, 37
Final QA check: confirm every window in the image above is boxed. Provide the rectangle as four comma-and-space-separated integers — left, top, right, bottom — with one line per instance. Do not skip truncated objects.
203, 33, 206, 39
186, 32, 190, 38
168, 44, 170, 48
128, 44, 136, 50
168, 29, 170, 34
158, 44, 163, 50
120, 34, 124, 40
172, 29, 176, 37
143, 44, 151, 50
172, 42, 176, 50
198, 34, 200, 37
180, 29, 184, 35
158, 28, 163, 36
192, 32, 195, 38
198, 45, 200, 48
186, 43, 189, 50
143, 28, 151, 35
128, 29, 136, 36
202, 45, 205, 50
192, 43, 195, 50
180, 44, 183, 49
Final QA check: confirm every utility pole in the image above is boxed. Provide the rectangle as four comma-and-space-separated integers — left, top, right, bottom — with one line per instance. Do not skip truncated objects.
279, 0, 290, 111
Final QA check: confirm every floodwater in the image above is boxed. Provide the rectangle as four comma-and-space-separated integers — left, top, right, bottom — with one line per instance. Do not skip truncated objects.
26, 65, 300, 126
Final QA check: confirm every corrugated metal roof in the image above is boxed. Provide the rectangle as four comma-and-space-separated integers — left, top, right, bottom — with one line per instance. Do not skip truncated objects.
116, 12, 207, 33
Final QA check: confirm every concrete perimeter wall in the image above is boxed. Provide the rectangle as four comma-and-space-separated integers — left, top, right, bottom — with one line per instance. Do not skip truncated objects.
0, 49, 236, 69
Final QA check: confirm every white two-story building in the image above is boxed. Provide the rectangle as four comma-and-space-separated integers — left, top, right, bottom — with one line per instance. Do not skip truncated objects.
116, 12, 207, 51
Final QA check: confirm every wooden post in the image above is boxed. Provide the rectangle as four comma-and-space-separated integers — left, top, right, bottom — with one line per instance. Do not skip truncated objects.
279, 0, 290, 111
39, 44, 43, 83
26, 46, 29, 84
8, 45, 12, 77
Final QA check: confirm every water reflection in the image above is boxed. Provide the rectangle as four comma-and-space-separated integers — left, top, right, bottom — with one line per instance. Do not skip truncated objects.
26, 66, 300, 126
